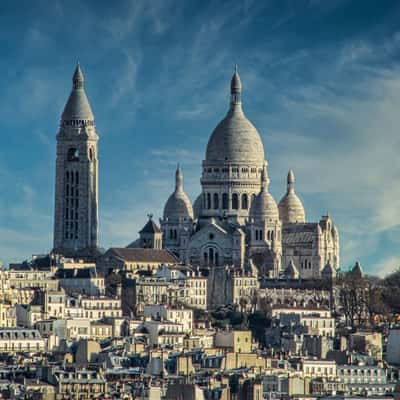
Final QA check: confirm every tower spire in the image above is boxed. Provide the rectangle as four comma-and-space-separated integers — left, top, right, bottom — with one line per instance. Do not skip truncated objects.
73, 62, 84, 89
61, 63, 94, 124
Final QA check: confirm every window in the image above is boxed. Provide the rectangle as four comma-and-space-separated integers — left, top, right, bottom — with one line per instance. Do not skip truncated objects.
241, 193, 248, 209
207, 193, 211, 209
222, 193, 228, 209
232, 193, 239, 210
213, 193, 219, 209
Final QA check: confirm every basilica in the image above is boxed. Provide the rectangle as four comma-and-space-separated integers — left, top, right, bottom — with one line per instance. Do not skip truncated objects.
52, 64, 339, 281
160, 67, 339, 280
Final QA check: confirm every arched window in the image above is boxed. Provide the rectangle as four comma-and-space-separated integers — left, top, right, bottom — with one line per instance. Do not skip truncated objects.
67, 148, 79, 162
222, 193, 229, 209
255, 230, 259, 241
260, 230, 264, 240
241, 193, 248, 209
251, 193, 256, 205
232, 193, 239, 210
213, 193, 219, 209
209, 248, 214, 265
89, 148, 94, 161
207, 193, 211, 209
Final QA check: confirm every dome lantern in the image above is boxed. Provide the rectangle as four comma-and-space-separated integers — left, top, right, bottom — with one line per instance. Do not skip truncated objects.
175, 164, 183, 193
230, 64, 242, 106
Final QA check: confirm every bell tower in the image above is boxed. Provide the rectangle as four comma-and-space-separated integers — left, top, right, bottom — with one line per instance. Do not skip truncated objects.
53, 64, 99, 258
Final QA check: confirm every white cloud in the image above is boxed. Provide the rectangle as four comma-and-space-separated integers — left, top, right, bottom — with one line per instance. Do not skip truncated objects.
110, 51, 140, 107
372, 256, 400, 278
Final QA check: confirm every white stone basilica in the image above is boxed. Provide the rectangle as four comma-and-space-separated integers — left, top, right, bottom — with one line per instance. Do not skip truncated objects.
51, 64, 339, 280
160, 67, 339, 279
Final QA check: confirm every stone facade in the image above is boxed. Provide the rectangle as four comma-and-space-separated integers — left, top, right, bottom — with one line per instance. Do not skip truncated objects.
160, 68, 339, 280
53, 64, 99, 258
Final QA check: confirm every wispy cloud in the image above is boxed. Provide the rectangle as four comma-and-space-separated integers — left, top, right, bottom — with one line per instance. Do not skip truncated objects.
372, 256, 400, 278
0, 0, 399, 275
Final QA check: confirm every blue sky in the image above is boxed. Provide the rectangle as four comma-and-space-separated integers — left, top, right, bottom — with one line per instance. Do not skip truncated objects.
0, 0, 399, 276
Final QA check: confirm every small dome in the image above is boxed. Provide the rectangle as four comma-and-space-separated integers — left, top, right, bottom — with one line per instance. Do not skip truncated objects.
249, 166, 279, 221
278, 170, 305, 224
351, 261, 363, 278
62, 63, 94, 122
205, 67, 265, 164
163, 166, 193, 220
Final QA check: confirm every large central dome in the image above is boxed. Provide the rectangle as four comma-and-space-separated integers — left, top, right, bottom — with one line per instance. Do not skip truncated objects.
205, 68, 265, 164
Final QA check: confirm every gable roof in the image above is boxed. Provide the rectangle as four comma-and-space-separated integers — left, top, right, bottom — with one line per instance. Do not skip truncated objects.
55, 267, 102, 279
139, 219, 161, 234
106, 248, 177, 264
282, 223, 318, 246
